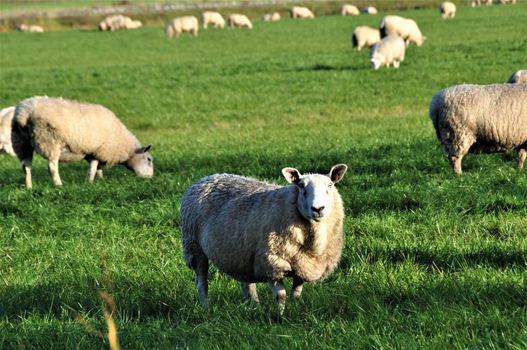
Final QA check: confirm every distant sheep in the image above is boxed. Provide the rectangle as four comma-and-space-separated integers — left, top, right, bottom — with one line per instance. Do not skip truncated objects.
429, 84, 527, 174
12, 96, 153, 188
380, 15, 425, 47
98, 15, 142, 31
227, 14, 253, 29
291, 6, 315, 19
263, 12, 281, 22
471, 0, 492, 6
352, 26, 380, 51
181, 164, 348, 313
370, 35, 405, 70
202, 11, 225, 29
165, 16, 199, 38
507, 70, 527, 84
362, 6, 378, 15
0, 106, 15, 156
18, 24, 44, 33
497, 0, 516, 4
440, 2, 456, 19
341, 4, 360, 16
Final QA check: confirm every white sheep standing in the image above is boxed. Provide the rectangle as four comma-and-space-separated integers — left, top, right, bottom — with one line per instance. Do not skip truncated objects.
380, 15, 425, 47
290, 6, 315, 19
341, 4, 360, 16
352, 26, 381, 51
11, 96, 153, 188
362, 6, 378, 15
165, 16, 199, 38
202, 11, 225, 29
440, 2, 456, 19
227, 14, 253, 29
0, 106, 15, 156
18, 24, 44, 33
263, 12, 281, 22
507, 70, 527, 84
181, 164, 348, 314
370, 35, 406, 70
429, 84, 527, 174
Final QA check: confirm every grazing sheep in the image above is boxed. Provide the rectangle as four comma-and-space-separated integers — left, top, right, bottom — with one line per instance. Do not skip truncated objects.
507, 70, 527, 84
98, 15, 141, 31
0, 106, 15, 156
440, 2, 456, 19
380, 15, 425, 47
227, 14, 253, 29
17, 24, 44, 33
341, 4, 360, 16
370, 35, 405, 70
11, 96, 153, 188
181, 164, 348, 314
202, 11, 225, 29
165, 16, 199, 38
352, 26, 381, 51
362, 6, 378, 15
263, 12, 281, 22
291, 6, 315, 19
497, 0, 516, 4
471, 0, 492, 6
429, 84, 527, 174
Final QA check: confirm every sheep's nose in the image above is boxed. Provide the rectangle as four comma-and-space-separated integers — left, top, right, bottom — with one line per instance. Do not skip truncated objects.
311, 206, 325, 214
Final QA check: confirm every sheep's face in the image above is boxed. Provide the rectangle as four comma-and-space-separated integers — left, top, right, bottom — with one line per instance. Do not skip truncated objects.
282, 164, 348, 222
127, 145, 154, 178
370, 53, 383, 70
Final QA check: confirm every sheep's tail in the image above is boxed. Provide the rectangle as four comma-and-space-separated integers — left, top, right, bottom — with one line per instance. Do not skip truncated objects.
352, 33, 358, 48
13, 100, 33, 129
428, 91, 445, 141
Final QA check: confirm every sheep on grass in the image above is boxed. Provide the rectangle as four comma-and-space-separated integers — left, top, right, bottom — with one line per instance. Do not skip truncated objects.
165, 16, 199, 38
0, 106, 15, 156
352, 26, 380, 51
263, 12, 281, 22
12, 96, 153, 188
429, 84, 527, 174
181, 164, 348, 314
507, 70, 527, 84
440, 2, 456, 19
291, 6, 315, 19
370, 35, 406, 70
341, 4, 360, 16
380, 15, 425, 47
202, 11, 225, 29
227, 14, 253, 29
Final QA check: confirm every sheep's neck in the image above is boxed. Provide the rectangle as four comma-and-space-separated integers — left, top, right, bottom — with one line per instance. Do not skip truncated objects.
304, 220, 328, 256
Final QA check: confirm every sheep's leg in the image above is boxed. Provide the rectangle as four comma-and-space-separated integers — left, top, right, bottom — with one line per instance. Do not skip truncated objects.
195, 258, 209, 308
48, 157, 62, 186
241, 282, 259, 303
22, 156, 33, 189
96, 168, 104, 179
87, 159, 99, 182
393, 60, 400, 68
292, 276, 304, 300
270, 280, 287, 315
518, 148, 526, 169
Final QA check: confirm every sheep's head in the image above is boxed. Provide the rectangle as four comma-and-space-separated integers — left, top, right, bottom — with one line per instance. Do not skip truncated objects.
370, 52, 383, 70
282, 164, 348, 222
127, 145, 154, 178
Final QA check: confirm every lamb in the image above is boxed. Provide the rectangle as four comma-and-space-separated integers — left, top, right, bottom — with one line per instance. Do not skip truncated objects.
17, 24, 44, 33
11, 96, 153, 188
341, 4, 360, 16
507, 70, 527, 84
352, 26, 381, 51
362, 6, 378, 15
0, 106, 15, 156
202, 11, 225, 29
380, 15, 425, 47
440, 2, 456, 19
263, 12, 281, 22
181, 164, 348, 314
429, 84, 527, 174
370, 35, 405, 70
227, 14, 253, 29
290, 6, 315, 19
165, 16, 199, 38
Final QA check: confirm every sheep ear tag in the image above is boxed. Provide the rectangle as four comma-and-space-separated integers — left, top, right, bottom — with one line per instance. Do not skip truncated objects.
282, 167, 301, 184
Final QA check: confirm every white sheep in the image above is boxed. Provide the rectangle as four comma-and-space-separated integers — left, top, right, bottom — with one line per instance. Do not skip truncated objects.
0, 106, 15, 156
497, 0, 516, 4
263, 12, 281, 22
352, 26, 381, 51
440, 2, 456, 19
11, 96, 153, 188
370, 35, 406, 70
98, 15, 142, 31
507, 70, 527, 84
341, 4, 360, 16
202, 11, 225, 29
290, 6, 315, 19
181, 164, 348, 314
17, 24, 44, 33
380, 15, 425, 47
362, 6, 378, 15
165, 16, 199, 38
471, 0, 492, 6
429, 84, 527, 174
227, 14, 253, 29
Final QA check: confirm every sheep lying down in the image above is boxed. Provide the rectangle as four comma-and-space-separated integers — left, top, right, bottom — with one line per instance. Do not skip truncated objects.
181, 164, 348, 314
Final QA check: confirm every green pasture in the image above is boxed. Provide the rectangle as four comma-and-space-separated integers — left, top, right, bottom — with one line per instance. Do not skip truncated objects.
1, 3, 526, 349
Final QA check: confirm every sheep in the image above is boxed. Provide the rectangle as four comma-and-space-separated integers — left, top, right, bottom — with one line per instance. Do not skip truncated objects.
362, 6, 378, 15
370, 35, 406, 70
352, 26, 381, 51
440, 2, 456, 19
380, 15, 425, 47
497, 0, 516, 4
165, 16, 199, 38
17, 24, 44, 33
227, 14, 253, 29
471, 0, 492, 6
98, 15, 142, 31
507, 70, 527, 84
181, 164, 348, 314
11, 96, 153, 188
429, 84, 527, 174
202, 11, 225, 29
0, 106, 15, 156
290, 6, 315, 19
263, 12, 281, 22
341, 4, 360, 16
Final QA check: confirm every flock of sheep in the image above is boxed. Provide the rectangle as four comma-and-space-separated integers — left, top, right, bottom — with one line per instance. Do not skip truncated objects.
4, 1, 526, 314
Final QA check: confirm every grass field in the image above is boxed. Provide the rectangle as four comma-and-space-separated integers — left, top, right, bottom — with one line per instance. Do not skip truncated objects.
1, 3, 526, 349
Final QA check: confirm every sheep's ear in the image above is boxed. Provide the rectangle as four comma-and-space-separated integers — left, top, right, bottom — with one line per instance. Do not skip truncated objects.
329, 164, 348, 184
135, 145, 151, 154
282, 167, 301, 185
